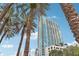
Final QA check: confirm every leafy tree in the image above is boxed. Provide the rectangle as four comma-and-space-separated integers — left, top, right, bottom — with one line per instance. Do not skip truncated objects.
49, 50, 63, 56
63, 45, 79, 56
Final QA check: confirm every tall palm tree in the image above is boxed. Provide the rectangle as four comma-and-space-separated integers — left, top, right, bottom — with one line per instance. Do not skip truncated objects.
16, 25, 25, 56
23, 4, 36, 56
0, 16, 20, 44
0, 3, 13, 34
0, 3, 13, 21
0, 27, 7, 43
15, 4, 37, 56
16, 4, 28, 56
0, 4, 20, 44
1, 3, 49, 56
24, 16, 36, 56
60, 3, 79, 43
23, 4, 49, 56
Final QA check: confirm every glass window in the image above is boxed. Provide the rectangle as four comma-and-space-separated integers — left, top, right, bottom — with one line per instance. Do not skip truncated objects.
51, 47, 52, 49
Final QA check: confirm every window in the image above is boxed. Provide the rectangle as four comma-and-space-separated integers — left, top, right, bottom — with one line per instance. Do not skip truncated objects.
51, 47, 52, 49
56, 47, 59, 49
54, 46, 55, 49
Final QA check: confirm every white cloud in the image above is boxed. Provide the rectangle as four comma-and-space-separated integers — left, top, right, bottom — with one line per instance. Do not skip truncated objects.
67, 41, 79, 46
52, 16, 57, 18
24, 34, 26, 40
29, 49, 35, 56
30, 32, 38, 40
1, 44, 14, 48
46, 16, 57, 19
31, 49, 35, 52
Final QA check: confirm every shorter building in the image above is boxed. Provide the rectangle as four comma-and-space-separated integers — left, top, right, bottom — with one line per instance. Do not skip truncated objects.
45, 45, 66, 56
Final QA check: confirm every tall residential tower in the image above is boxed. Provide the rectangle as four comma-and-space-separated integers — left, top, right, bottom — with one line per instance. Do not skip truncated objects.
38, 17, 63, 56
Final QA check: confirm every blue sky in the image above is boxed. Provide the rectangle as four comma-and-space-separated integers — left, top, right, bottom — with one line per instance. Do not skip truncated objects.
0, 3, 79, 56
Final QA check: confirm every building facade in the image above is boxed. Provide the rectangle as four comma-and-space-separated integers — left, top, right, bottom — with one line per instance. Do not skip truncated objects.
38, 17, 63, 56
45, 45, 65, 56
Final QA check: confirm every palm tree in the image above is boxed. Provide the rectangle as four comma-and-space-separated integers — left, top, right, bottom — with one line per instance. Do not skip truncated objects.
16, 4, 28, 56
16, 25, 25, 56
0, 3, 49, 56
15, 4, 36, 56
0, 4, 20, 44
60, 3, 79, 43
0, 3, 13, 21
19, 3, 49, 56
0, 28, 7, 43
24, 4, 49, 56
24, 17, 36, 56
23, 4, 36, 56
0, 16, 20, 44
0, 3, 13, 34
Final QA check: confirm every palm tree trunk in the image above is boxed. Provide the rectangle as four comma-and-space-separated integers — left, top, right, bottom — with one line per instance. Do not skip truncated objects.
16, 25, 25, 56
23, 9, 35, 56
23, 20, 31, 56
0, 17, 9, 34
60, 3, 79, 43
23, 29, 31, 56
0, 30, 7, 44
0, 3, 13, 21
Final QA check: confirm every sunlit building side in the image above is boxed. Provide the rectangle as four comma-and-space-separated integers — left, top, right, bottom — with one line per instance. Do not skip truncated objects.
38, 17, 63, 56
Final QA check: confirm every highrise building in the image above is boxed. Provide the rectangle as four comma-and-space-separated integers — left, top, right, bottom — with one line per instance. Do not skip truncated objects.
38, 17, 63, 56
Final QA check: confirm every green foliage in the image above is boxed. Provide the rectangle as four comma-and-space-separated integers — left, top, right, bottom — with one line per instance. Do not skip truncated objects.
49, 45, 79, 56
49, 50, 63, 56
63, 45, 79, 56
